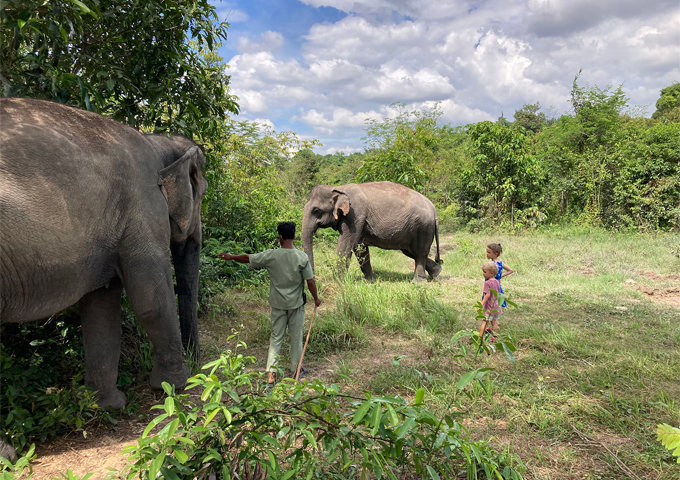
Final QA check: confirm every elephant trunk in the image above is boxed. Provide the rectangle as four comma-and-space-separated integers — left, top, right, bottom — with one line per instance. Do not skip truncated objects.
302, 214, 317, 272
171, 227, 202, 359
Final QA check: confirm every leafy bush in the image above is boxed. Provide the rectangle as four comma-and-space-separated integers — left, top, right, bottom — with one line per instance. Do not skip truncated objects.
657, 424, 680, 463
116, 334, 525, 480
0, 304, 152, 456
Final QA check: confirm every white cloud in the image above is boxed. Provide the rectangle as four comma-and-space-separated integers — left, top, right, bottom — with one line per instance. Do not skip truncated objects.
236, 31, 285, 53
225, 1, 680, 151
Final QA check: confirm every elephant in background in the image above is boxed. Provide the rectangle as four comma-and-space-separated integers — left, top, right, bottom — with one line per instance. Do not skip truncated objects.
302, 182, 441, 282
0, 98, 207, 460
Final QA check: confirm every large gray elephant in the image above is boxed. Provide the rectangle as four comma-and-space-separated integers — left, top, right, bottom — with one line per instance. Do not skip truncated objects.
302, 182, 441, 282
0, 98, 207, 459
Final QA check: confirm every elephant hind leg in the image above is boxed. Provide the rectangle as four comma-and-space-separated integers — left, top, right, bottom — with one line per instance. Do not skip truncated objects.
402, 249, 427, 282
80, 277, 127, 410
425, 258, 442, 279
354, 244, 374, 282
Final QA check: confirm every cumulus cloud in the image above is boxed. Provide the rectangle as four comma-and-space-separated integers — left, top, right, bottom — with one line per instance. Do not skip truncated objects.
224, 0, 679, 151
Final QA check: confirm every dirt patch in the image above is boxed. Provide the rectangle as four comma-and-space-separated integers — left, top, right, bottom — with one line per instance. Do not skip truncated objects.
31, 420, 143, 479
635, 270, 680, 282
625, 279, 680, 308
579, 267, 595, 276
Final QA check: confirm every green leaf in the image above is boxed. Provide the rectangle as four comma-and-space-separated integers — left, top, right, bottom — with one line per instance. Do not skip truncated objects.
174, 449, 188, 464
353, 400, 372, 425
657, 424, 680, 461
414, 387, 425, 405
370, 404, 381, 435
149, 451, 165, 479
450, 330, 475, 344
162, 382, 173, 396
396, 417, 415, 439
386, 403, 399, 427
280, 470, 296, 480
164, 397, 175, 416
143, 413, 168, 438
457, 371, 476, 390
426, 465, 441, 480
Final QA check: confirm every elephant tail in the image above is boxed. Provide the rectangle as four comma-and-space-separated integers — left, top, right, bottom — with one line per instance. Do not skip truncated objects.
435, 216, 443, 265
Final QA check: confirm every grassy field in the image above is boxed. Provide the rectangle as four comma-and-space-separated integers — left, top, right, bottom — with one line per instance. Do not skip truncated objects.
200, 228, 680, 480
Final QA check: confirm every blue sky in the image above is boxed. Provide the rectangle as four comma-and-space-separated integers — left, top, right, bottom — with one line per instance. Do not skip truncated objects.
210, 0, 679, 154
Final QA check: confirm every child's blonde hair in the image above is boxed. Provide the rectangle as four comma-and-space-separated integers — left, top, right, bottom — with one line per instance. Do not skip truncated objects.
482, 261, 498, 276
487, 243, 502, 256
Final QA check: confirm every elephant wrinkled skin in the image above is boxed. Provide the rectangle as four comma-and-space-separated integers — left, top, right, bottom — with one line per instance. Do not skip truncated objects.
302, 182, 441, 282
0, 98, 207, 461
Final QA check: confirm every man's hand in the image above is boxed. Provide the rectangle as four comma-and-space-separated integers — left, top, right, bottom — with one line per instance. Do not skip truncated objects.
314, 296, 322, 307
218, 253, 233, 261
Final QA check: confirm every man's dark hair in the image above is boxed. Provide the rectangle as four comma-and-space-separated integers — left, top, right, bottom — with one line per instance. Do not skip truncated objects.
277, 222, 296, 240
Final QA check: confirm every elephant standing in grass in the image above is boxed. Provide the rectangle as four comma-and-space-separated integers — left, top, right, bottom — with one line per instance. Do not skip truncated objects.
0, 98, 207, 461
302, 182, 441, 282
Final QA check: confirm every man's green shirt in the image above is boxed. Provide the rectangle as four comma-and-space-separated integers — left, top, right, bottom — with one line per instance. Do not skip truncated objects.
249, 248, 314, 310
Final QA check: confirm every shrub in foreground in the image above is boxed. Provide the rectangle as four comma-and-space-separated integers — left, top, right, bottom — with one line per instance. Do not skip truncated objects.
117, 335, 524, 479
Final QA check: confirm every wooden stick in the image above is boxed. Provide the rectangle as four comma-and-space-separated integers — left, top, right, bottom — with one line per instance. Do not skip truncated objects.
295, 305, 317, 381
571, 427, 643, 480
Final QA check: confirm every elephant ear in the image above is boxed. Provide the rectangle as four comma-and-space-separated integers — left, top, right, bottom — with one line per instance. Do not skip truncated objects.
158, 146, 201, 233
332, 190, 350, 220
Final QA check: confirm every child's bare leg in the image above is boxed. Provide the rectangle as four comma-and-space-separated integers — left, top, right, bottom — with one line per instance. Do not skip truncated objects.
479, 319, 488, 337
491, 319, 500, 335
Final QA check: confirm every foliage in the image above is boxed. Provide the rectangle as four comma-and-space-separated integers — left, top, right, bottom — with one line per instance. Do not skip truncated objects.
656, 424, 680, 463
0, 304, 153, 456
652, 82, 680, 122
0, 0, 237, 137
0, 444, 35, 480
116, 334, 524, 480
0, 312, 99, 455
512, 103, 551, 134
357, 102, 443, 191
460, 121, 544, 224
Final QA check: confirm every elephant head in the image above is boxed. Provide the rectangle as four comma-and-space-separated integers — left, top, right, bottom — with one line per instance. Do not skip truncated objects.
157, 140, 208, 355
302, 185, 351, 271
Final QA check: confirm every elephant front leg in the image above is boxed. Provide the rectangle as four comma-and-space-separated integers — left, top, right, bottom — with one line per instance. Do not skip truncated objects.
80, 278, 127, 410
123, 258, 189, 391
335, 234, 356, 281
353, 244, 375, 282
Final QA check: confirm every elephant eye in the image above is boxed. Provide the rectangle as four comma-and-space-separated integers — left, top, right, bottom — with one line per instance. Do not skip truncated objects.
312, 207, 321, 215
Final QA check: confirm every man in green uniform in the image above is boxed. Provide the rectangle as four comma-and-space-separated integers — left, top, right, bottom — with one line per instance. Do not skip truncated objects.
219, 222, 322, 385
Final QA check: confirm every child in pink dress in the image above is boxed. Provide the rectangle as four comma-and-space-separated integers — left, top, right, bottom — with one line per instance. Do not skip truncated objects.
479, 261, 501, 341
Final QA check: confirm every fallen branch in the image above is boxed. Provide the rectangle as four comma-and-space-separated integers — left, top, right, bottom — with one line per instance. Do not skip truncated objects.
572, 426, 643, 480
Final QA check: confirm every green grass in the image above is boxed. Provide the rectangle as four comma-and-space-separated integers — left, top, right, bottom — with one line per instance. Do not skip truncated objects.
206, 228, 680, 480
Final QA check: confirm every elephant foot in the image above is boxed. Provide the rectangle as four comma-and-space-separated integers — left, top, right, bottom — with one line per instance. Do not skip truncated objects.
150, 364, 190, 391
428, 262, 442, 279
0, 440, 17, 464
363, 274, 376, 283
96, 389, 127, 411
412, 274, 427, 283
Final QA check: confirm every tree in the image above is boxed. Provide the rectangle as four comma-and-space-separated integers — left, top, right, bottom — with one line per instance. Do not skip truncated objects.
461, 121, 543, 224
357, 102, 443, 190
0, 0, 238, 137
513, 102, 549, 134
652, 81, 680, 122
569, 71, 628, 151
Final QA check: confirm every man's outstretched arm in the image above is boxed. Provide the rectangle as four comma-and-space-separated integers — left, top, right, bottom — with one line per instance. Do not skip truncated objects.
218, 253, 250, 263
306, 278, 322, 307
